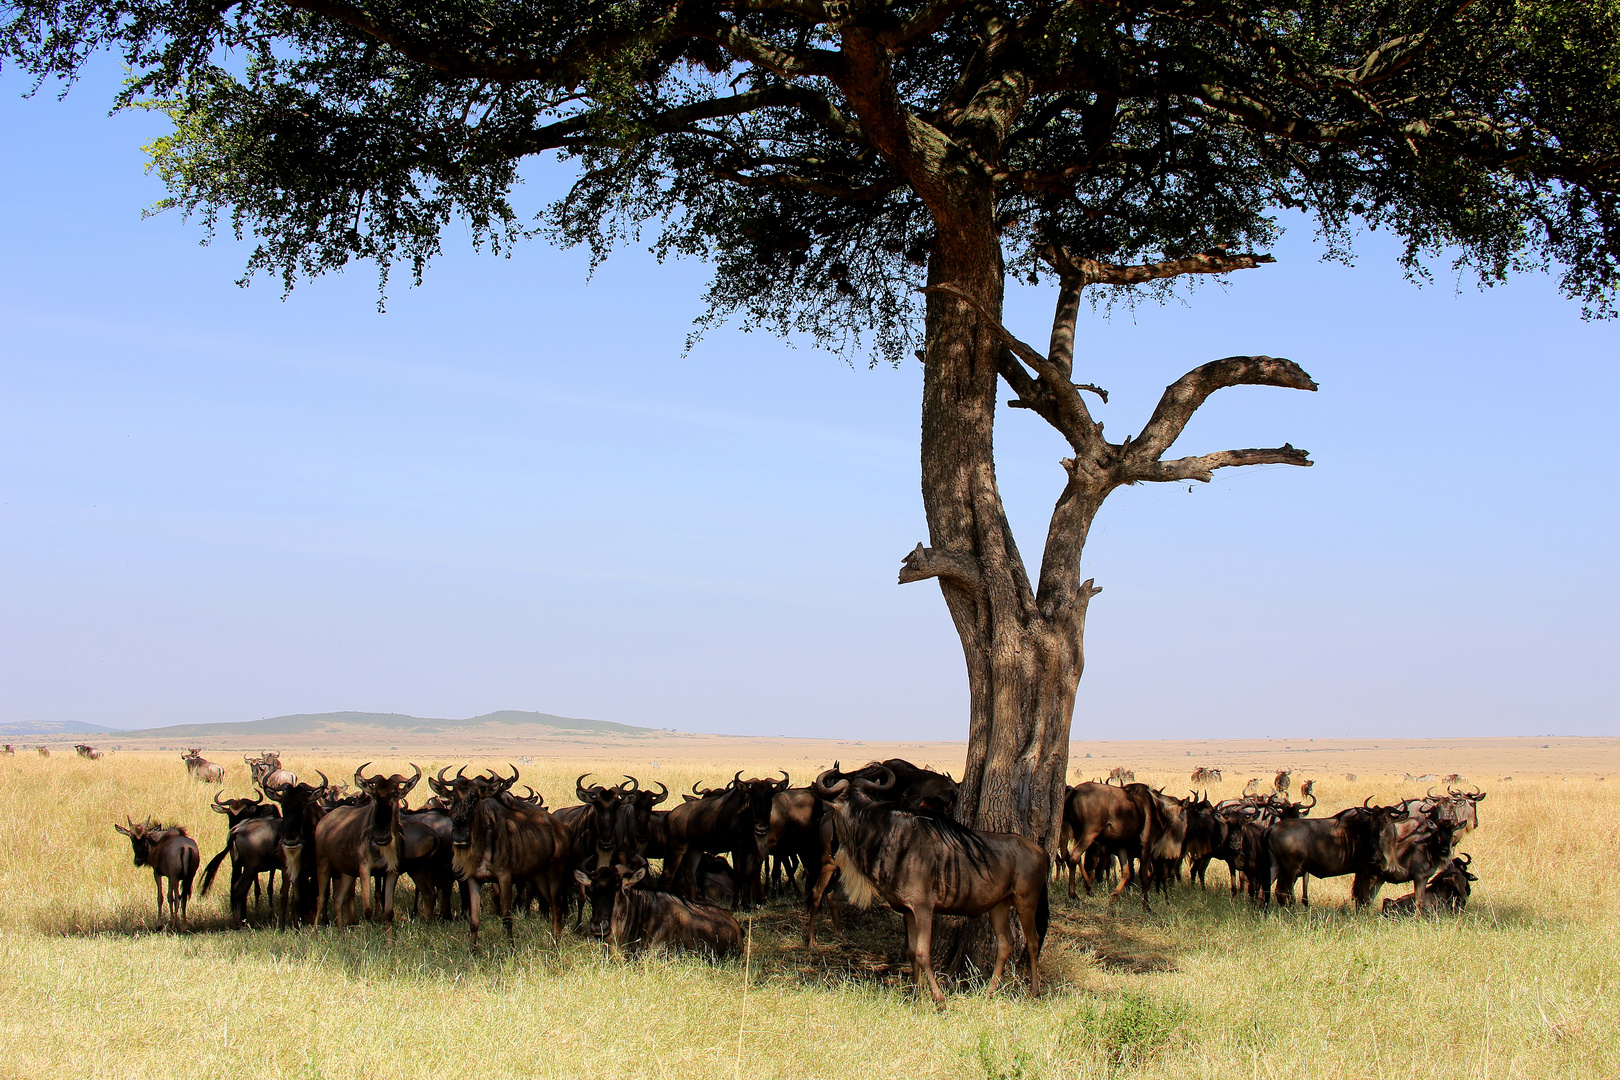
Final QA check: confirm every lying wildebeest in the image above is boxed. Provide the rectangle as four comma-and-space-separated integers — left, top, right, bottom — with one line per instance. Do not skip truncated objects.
594, 861, 741, 959
114, 817, 200, 931
183, 749, 225, 784
1383, 853, 1477, 915
313, 763, 422, 934
434, 765, 573, 948
812, 766, 1048, 1006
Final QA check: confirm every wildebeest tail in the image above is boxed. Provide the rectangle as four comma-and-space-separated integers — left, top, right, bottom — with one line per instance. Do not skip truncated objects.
199, 845, 230, 897
1035, 881, 1050, 955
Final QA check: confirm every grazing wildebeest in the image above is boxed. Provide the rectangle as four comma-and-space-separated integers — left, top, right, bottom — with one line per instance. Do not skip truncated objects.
437, 765, 573, 949
263, 772, 332, 927
183, 749, 225, 784
1190, 766, 1222, 784
114, 817, 200, 931
663, 771, 788, 908
74, 743, 103, 760
1382, 853, 1476, 915
313, 763, 422, 934
597, 862, 741, 959
811, 766, 1048, 1006
37, 745, 50, 757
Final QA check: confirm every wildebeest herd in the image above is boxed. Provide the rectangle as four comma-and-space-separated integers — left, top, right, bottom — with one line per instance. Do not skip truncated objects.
105, 751, 1485, 1004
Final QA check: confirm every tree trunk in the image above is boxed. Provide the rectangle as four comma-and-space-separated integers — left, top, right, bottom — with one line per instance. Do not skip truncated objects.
912, 219, 1102, 983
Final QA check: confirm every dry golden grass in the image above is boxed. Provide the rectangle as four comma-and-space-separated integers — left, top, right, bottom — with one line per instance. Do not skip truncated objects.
0, 749, 1615, 1080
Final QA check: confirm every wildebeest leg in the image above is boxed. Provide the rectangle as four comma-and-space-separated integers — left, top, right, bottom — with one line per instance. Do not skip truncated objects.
498, 874, 516, 941
983, 902, 1014, 995
1301, 872, 1310, 908
230, 866, 252, 927
466, 881, 482, 950
910, 906, 947, 1007
805, 854, 838, 946
1015, 891, 1042, 997
315, 857, 333, 927
152, 868, 165, 928
382, 871, 397, 942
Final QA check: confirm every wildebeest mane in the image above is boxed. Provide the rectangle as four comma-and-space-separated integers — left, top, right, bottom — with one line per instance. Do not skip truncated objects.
848, 798, 994, 870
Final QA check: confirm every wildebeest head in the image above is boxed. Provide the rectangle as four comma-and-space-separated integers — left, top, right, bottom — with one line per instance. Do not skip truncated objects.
576, 774, 626, 864
114, 817, 183, 866
355, 763, 422, 847
264, 771, 331, 850
733, 771, 791, 844
211, 790, 278, 826
1446, 787, 1486, 832
442, 765, 517, 847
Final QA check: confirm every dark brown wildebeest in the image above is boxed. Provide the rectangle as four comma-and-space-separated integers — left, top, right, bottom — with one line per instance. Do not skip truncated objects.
74, 743, 104, 760
37, 745, 50, 757
397, 804, 458, 920
263, 771, 332, 927
436, 765, 573, 949
199, 791, 282, 920
183, 749, 225, 784
614, 776, 670, 862
1382, 853, 1476, 915
663, 771, 788, 908
312, 763, 422, 934
114, 817, 200, 931
1176, 794, 1227, 889
1266, 800, 1402, 908
765, 786, 823, 895
811, 766, 1048, 1006
1369, 805, 1454, 912
1060, 782, 1183, 909
597, 862, 741, 959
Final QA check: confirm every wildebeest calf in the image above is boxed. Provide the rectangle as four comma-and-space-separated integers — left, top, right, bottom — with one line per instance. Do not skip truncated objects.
114, 817, 200, 931
1383, 854, 1477, 915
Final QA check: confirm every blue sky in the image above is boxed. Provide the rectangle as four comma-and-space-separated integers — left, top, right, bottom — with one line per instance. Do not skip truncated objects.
2, 64, 1616, 740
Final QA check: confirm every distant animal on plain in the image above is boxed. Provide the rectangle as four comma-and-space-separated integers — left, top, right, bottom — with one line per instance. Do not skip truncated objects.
1243, 778, 1259, 797
1344, 773, 1357, 781
1273, 770, 1291, 795
37, 746, 50, 758
1106, 766, 1135, 786
183, 750, 225, 784
1, 744, 13, 754
1190, 766, 1222, 784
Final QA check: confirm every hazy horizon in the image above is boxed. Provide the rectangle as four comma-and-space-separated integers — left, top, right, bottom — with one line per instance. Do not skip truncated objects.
3, 63, 1617, 742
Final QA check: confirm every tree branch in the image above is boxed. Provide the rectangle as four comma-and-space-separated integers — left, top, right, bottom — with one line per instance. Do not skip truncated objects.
922, 282, 1107, 453
1042, 245, 1278, 288
510, 87, 808, 154
1131, 355, 1318, 463
898, 542, 982, 589
1131, 445, 1314, 483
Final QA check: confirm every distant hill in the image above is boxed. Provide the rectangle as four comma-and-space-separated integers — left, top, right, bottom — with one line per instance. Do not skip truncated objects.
111, 709, 651, 740
0, 720, 121, 738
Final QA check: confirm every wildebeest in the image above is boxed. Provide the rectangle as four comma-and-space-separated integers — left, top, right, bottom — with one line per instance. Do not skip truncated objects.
1060, 781, 1183, 909
664, 771, 788, 907
37, 745, 50, 757
1, 744, 12, 755
183, 749, 226, 784
812, 766, 1048, 1006
114, 817, 200, 931
765, 786, 823, 895
433, 765, 573, 948
397, 804, 458, 921
198, 791, 283, 922
312, 763, 422, 934
1190, 766, 1222, 784
1382, 853, 1476, 915
593, 862, 741, 959
1273, 770, 1291, 795
74, 743, 103, 760
1242, 777, 1259, 796
263, 771, 332, 927
1369, 806, 1454, 912
1106, 766, 1135, 786
245, 752, 297, 793
1266, 799, 1402, 908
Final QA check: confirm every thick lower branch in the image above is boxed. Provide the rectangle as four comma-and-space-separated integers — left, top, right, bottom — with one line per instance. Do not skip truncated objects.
897, 542, 982, 589
1133, 356, 1318, 463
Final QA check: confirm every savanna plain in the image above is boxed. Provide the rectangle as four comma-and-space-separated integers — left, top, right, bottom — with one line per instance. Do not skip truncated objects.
1, 736, 1615, 1080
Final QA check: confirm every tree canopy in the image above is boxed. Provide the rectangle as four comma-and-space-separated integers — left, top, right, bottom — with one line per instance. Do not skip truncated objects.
6, 0, 1618, 352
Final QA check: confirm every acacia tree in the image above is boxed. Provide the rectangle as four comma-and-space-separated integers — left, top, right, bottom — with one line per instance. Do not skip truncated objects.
7, 0, 1616, 859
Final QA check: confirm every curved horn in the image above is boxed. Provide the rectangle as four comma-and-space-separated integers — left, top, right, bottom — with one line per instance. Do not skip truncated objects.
650, 781, 669, 805
732, 770, 744, 789
315, 770, 330, 793
213, 790, 228, 807
619, 775, 639, 792
401, 763, 422, 795
851, 765, 896, 796
810, 768, 849, 801
355, 763, 373, 789
430, 765, 452, 796
776, 769, 791, 791
576, 773, 592, 802
1300, 789, 1317, 810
